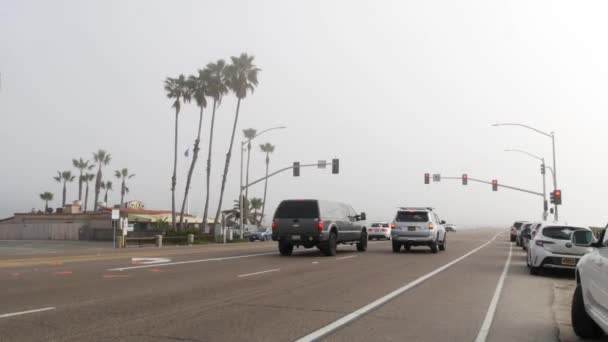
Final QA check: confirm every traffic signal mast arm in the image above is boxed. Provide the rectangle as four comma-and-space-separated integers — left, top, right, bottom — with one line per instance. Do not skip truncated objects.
436, 176, 544, 197
244, 160, 338, 190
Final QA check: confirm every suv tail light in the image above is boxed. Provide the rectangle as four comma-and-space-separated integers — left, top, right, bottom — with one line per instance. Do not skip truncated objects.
428, 223, 434, 230
317, 221, 324, 231
536, 240, 555, 247
391, 223, 396, 229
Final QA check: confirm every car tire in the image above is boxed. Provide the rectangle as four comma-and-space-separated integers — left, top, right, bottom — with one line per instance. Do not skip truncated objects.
510, 235, 516, 242
572, 284, 603, 339
278, 240, 294, 256
322, 232, 337, 256
529, 266, 540, 275
404, 244, 411, 252
356, 231, 368, 252
430, 240, 439, 254
392, 241, 401, 253
439, 234, 446, 251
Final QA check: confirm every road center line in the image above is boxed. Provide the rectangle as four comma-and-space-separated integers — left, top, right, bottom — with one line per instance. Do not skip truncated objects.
336, 255, 357, 260
475, 242, 513, 342
295, 232, 503, 342
107, 252, 277, 271
238, 268, 280, 278
0, 307, 56, 319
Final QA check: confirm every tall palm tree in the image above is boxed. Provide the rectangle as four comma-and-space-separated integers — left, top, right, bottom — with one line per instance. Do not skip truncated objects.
114, 168, 135, 208
259, 143, 275, 226
242, 128, 257, 224
92, 150, 111, 211
39, 192, 54, 212
249, 197, 263, 226
53, 171, 75, 207
164, 74, 192, 230
202, 60, 229, 231
101, 181, 113, 205
179, 70, 208, 230
213, 53, 260, 232
83, 173, 95, 211
72, 158, 94, 202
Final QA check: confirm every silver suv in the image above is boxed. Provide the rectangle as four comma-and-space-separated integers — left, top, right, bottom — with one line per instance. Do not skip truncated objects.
390, 207, 447, 253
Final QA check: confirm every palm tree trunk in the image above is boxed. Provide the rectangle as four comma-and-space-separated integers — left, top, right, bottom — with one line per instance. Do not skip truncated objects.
202, 100, 218, 233
62, 182, 67, 207
260, 154, 270, 227
84, 182, 90, 211
121, 179, 126, 207
45, 201, 49, 212
244, 141, 252, 224
94, 167, 102, 211
171, 109, 180, 230
180, 105, 204, 230
78, 173, 83, 201
104, 190, 108, 204
213, 98, 242, 232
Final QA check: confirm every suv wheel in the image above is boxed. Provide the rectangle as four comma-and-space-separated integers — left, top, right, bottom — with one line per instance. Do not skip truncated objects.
356, 231, 368, 252
430, 239, 439, 254
321, 232, 338, 256
278, 240, 293, 256
392, 241, 401, 253
572, 284, 603, 339
439, 234, 447, 251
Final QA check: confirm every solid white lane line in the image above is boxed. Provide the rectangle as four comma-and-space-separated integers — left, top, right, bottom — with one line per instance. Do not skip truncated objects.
107, 252, 277, 271
238, 268, 280, 278
295, 232, 503, 342
0, 307, 56, 319
336, 255, 357, 260
474, 242, 513, 342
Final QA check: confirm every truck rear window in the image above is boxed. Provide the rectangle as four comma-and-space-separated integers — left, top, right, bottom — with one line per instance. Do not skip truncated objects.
396, 211, 428, 222
274, 201, 319, 219
542, 226, 584, 240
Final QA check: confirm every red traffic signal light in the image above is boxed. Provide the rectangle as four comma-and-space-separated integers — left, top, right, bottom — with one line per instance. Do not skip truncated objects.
462, 174, 468, 185
492, 180, 498, 191
554, 190, 562, 205
424, 173, 430, 184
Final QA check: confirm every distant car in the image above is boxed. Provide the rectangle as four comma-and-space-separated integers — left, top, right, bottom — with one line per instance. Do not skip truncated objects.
510, 221, 527, 242
271, 199, 368, 256
445, 224, 457, 232
522, 222, 542, 251
390, 207, 447, 253
369, 222, 391, 240
527, 223, 593, 275
517, 222, 532, 247
249, 228, 272, 242
571, 226, 608, 339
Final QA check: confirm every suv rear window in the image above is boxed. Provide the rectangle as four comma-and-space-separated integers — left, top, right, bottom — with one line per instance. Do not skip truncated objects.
371, 223, 389, 228
274, 201, 319, 219
542, 226, 584, 240
396, 211, 428, 222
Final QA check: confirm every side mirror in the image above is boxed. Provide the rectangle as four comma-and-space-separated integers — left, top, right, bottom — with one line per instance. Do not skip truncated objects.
360, 212, 367, 221
572, 230, 593, 247
440, 220, 446, 224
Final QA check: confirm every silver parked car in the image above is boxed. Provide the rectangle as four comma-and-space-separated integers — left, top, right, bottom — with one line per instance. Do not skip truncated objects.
390, 207, 447, 253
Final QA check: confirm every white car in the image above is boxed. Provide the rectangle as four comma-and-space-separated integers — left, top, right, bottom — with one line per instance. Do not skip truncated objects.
510, 221, 527, 242
517, 222, 533, 247
390, 207, 447, 253
369, 222, 391, 240
527, 223, 592, 275
571, 227, 608, 339
445, 224, 457, 232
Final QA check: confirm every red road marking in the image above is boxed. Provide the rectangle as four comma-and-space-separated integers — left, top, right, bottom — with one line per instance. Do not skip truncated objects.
131, 261, 141, 265
54, 271, 73, 275
148, 269, 162, 273
102, 274, 130, 279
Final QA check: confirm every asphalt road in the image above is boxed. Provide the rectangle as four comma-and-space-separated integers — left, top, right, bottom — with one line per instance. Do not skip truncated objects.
0, 228, 596, 341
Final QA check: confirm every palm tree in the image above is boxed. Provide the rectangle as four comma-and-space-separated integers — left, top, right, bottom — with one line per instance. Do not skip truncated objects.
72, 158, 94, 202
242, 128, 257, 224
165, 74, 192, 230
202, 59, 229, 232
53, 171, 75, 207
92, 150, 111, 211
101, 181, 113, 205
39, 192, 54, 212
179, 70, 208, 230
249, 197, 263, 226
259, 143, 275, 226
114, 168, 135, 207
213, 53, 260, 232
82, 174, 95, 211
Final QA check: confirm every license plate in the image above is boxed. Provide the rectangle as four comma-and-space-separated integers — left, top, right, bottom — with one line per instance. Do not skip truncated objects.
408, 227, 416, 232
562, 258, 576, 266
291, 235, 301, 241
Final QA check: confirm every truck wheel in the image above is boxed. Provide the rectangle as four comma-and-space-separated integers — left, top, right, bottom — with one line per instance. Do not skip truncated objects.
392, 241, 401, 253
278, 241, 293, 256
572, 284, 603, 339
322, 232, 337, 256
404, 244, 411, 252
357, 231, 368, 251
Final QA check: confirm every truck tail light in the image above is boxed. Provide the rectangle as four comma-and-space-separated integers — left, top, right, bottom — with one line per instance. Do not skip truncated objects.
317, 221, 324, 231
272, 222, 276, 231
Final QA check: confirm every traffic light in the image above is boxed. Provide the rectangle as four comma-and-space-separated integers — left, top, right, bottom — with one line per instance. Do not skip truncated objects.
332, 158, 339, 174
550, 191, 555, 204
462, 174, 468, 185
554, 190, 562, 205
540, 164, 546, 175
293, 162, 300, 177
424, 173, 430, 184
492, 179, 498, 191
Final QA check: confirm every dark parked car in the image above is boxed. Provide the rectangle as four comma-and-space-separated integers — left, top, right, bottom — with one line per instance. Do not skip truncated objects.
271, 199, 368, 256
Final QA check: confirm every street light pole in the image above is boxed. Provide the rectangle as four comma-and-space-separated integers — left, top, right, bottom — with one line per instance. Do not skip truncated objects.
503, 149, 548, 221
238, 126, 286, 239
493, 123, 559, 221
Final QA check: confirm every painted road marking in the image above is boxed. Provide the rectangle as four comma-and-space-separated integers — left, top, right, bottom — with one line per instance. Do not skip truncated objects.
131, 257, 171, 265
108, 252, 277, 271
295, 232, 504, 342
475, 242, 513, 342
0, 307, 56, 319
102, 274, 131, 279
336, 255, 357, 260
238, 268, 280, 278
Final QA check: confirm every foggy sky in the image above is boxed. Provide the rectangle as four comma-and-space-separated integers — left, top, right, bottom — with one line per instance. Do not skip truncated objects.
1, 0, 608, 228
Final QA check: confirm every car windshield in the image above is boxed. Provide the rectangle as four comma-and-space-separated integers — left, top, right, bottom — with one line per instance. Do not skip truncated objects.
371, 223, 389, 228
542, 226, 585, 240
274, 201, 319, 219
396, 211, 428, 222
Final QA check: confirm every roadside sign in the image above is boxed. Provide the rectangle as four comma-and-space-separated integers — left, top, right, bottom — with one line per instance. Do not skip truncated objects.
111, 209, 120, 220
317, 160, 327, 169
127, 224, 134, 232
433, 174, 441, 182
